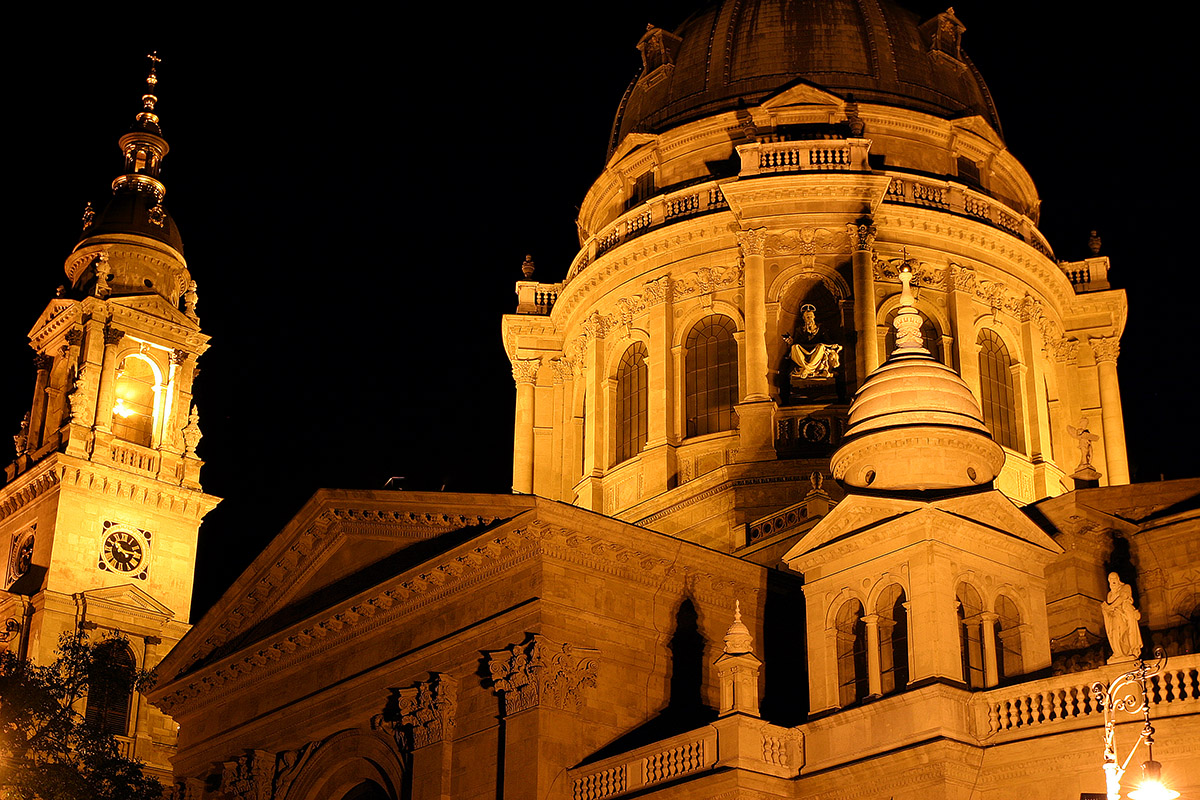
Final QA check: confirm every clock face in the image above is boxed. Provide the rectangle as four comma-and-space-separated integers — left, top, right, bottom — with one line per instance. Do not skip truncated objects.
7, 530, 34, 586
101, 530, 144, 573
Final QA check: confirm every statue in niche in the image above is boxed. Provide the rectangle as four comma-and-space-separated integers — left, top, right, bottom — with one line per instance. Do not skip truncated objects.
1101, 572, 1143, 662
783, 304, 842, 380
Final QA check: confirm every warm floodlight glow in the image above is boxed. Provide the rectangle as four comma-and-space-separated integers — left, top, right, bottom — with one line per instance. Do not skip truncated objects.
1128, 761, 1180, 800
113, 398, 136, 418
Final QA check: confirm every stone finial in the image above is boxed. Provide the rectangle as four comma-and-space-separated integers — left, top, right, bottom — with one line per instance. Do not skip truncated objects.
182, 405, 202, 456
14, 412, 30, 456
1088, 230, 1102, 255
716, 601, 762, 717
82, 202, 95, 230
723, 600, 754, 655
891, 260, 925, 352
521, 254, 535, 279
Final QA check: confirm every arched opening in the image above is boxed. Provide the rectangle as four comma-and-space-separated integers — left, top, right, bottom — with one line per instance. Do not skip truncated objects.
876, 585, 909, 695
977, 330, 1022, 452
684, 315, 738, 438
84, 641, 135, 736
835, 598, 867, 706
995, 595, 1023, 681
614, 342, 648, 464
779, 282, 846, 405
340, 781, 391, 800
112, 354, 158, 447
956, 582, 985, 689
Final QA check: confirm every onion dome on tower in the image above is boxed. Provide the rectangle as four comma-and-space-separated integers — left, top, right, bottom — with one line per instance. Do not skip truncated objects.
830, 260, 1005, 492
71, 52, 191, 311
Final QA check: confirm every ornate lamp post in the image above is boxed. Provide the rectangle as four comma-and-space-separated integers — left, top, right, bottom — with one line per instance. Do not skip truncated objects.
1092, 647, 1178, 800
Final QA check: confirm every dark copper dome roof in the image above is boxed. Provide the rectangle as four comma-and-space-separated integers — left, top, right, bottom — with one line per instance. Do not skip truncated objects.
609, 0, 1001, 155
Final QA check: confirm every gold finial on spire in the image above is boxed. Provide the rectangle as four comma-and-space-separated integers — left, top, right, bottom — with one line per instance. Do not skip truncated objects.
143, 52, 161, 113
892, 253, 927, 352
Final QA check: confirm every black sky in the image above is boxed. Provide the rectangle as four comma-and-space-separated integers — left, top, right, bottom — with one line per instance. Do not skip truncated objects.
3, 5, 1194, 619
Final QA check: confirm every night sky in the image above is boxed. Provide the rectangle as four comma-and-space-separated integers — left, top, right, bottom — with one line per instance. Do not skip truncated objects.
3, 5, 1194, 620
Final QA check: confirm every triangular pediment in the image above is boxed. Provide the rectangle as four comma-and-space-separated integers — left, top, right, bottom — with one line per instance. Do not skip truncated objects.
951, 114, 1003, 147
930, 491, 1062, 552
161, 490, 538, 677
28, 299, 81, 340
110, 293, 198, 329
607, 132, 659, 169
79, 583, 175, 619
782, 493, 924, 563
760, 80, 845, 112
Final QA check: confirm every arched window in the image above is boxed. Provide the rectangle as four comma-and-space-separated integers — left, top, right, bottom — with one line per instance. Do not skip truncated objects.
876, 585, 910, 695
615, 343, 648, 464
684, 316, 738, 438
835, 599, 868, 706
957, 583, 985, 689
85, 641, 135, 736
995, 595, 1023, 682
977, 330, 1022, 451
112, 355, 157, 447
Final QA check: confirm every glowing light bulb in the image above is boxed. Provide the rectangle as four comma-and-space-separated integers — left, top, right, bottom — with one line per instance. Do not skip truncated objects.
113, 398, 136, 418
1128, 761, 1180, 800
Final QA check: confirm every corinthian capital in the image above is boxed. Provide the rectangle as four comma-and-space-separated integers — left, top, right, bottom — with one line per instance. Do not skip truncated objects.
846, 222, 877, 253
736, 228, 768, 258
1090, 336, 1120, 364
487, 634, 600, 715
511, 357, 542, 385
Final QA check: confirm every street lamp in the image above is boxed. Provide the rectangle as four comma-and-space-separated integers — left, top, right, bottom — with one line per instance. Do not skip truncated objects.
1092, 646, 1179, 800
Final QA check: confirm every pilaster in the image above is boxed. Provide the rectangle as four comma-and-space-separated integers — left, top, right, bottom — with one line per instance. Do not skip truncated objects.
848, 221, 878, 377
1090, 337, 1129, 485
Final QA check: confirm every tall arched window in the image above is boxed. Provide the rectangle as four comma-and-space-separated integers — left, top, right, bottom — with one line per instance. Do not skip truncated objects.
615, 343, 648, 464
684, 316, 738, 438
995, 595, 1023, 682
977, 330, 1022, 451
85, 641, 135, 736
835, 599, 868, 706
112, 355, 158, 447
876, 585, 910, 695
957, 583, 985, 689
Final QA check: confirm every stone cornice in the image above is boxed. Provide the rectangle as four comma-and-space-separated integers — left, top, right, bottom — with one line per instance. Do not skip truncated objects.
0, 459, 60, 522
27, 300, 82, 351
151, 517, 763, 717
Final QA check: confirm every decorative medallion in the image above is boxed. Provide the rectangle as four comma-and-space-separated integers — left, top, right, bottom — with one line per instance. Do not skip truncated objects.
6, 525, 35, 588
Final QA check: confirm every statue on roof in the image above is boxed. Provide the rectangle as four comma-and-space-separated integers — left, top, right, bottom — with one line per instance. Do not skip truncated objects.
1101, 572, 1143, 663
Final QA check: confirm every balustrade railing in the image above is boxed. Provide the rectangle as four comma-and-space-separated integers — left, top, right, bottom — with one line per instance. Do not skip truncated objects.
739, 138, 871, 175
570, 728, 718, 800
973, 653, 1200, 738
515, 281, 562, 315
110, 441, 158, 476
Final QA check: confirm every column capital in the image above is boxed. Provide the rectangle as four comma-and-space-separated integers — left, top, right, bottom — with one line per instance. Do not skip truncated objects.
103, 326, 125, 347
65, 328, 84, 347
846, 221, 877, 252
33, 352, 53, 371
548, 357, 574, 385
487, 634, 599, 715
171, 348, 191, 366
511, 357, 542, 386
1049, 337, 1080, 363
736, 227, 769, 257
642, 274, 672, 306
380, 673, 458, 752
1090, 336, 1120, 364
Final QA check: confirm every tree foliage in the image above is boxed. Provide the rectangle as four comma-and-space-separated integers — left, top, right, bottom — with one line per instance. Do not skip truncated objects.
0, 632, 164, 800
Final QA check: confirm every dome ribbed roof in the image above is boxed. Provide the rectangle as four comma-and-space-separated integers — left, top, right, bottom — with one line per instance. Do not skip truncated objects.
610, 0, 1001, 156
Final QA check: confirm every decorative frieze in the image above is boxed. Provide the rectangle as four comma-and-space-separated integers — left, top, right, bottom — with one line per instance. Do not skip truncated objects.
487, 634, 599, 714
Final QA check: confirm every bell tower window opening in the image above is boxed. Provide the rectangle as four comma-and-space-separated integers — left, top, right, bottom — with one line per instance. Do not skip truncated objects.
84, 641, 136, 737
957, 583, 985, 689
835, 599, 868, 706
627, 170, 657, 210
876, 585, 909, 695
977, 330, 1022, 452
684, 316, 738, 438
112, 354, 160, 447
615, 343, 648, 464
994, 595, 1023, 681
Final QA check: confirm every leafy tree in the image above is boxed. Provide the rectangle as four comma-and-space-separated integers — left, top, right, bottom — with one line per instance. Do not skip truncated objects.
0, 631, 164, 800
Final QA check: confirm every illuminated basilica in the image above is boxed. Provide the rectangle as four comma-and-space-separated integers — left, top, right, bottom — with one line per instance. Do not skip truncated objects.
3, 2, 1199, 799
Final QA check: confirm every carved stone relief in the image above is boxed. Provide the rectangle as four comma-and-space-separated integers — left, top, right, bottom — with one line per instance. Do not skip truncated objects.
487, 634, 599, 715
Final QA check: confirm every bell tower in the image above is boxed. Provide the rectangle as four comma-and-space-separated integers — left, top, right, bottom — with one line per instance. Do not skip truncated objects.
0, 55, 219, 778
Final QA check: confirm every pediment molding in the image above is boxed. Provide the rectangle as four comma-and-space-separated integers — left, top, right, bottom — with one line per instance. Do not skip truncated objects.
152, 517, 761, 717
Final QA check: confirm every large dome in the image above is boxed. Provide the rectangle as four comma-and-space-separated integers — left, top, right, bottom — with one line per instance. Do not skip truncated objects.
610, 0, 1001, 156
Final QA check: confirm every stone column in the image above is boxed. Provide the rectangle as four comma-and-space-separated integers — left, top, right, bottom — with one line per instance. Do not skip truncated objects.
980, 612, 999, 688
1091, 337, 1129, 484
164, 350, 193, 453
862, 613, 882, 697
642, 276, 676, 495
737, 229, 770, 400
487, 636, 599, 800
27, 353, 53, 450
394, 674, 457, 800
93, 326, 125, 434
848, 222, 878, 377
511, 358, 540, 494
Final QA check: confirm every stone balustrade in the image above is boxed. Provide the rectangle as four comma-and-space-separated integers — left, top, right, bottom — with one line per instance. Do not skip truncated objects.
737, 138, 872, 175
110, 440, 159, 477
971, 653, 1200, 740
515, 281, 562, 315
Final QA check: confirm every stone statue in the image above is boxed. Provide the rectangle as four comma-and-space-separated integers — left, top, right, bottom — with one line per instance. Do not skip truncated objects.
1067, 417, 1100, 470
183, 280, 199, 319
783, 304, 842, 379
1101, 572, 1143, 662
